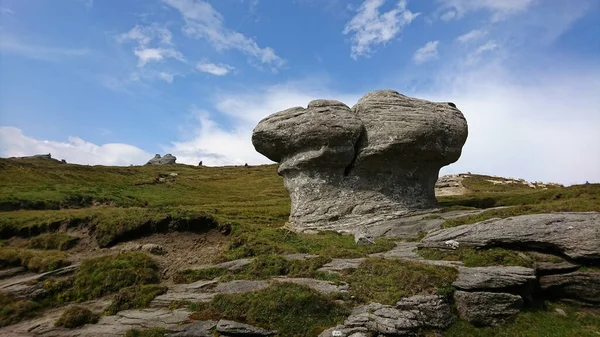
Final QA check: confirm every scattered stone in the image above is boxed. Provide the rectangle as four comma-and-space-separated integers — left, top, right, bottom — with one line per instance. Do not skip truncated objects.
141, 243, 166, 255
252, 90, 468, 234
213, 258, 254, 272
395, 295, 452, 329
172, 320, 217, 337
318, 259, 365, 273
198, 161, 203, 166
554, 308, 568, 317
213, 280, 270, 295
454, 291, 523, 326
146, 153, 177, 165
540, 271, 600, 305
354, 230, 375, 245
535, 261, 581, 275
420, 213, 600, 261
452, 266, 536, 291
216, 319, 276, 336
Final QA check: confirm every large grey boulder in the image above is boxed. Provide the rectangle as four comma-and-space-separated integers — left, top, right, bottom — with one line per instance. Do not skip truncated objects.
454, 291, 523, 326
252, 90, 468, 233
540, 271, 600, 305
420, 213, 600, 261
146, 153, 177, 165
319, 295, 452, 336
452, 266, 536, 291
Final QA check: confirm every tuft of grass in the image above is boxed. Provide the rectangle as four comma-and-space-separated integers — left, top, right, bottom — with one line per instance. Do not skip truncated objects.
0, 292, 42, 327
445, 303, 600, 337
342, 258, 458, 305
55, 305, 99, 328
65, 252, 160, 302
124, 328, 167, 337
222, 225, 396, 260
28, 233, 80, 250
0, 247, 70, 272
188, 283, 349, 337
418, 248, 534, 268
105, 284, 168, 315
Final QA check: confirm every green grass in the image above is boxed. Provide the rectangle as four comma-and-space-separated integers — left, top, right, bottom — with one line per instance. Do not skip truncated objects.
64, 252, 160, 302
0, 292, 42, 327
418, 248, 534, 268
445, 303, 600, 337
0, 247, 70, 272
105, 284, 168, 315
28, 233, 79, 250
342, 258, 458, 305
124, 328, 167, 337
222, 224, 396, 260
55, 305, 99, 328
189, 283, 349, 337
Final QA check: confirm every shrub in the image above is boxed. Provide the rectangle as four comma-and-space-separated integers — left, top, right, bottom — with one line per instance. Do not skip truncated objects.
0, 292, 42, 327
55, 306, 99, 328
28, 233, 79, 250
0, 248, 70, 272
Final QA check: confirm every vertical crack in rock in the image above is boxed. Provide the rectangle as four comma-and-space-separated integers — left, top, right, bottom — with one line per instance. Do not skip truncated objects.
252, 90, 468, 234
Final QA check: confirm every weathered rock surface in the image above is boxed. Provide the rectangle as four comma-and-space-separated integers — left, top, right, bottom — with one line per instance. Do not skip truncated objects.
319, 295, 452, 336
454, 291, 523, 326
146, 153, 177, 165
151, 280, 269, 307
540, 271, 600, 305
271, 277, 349, 295
452, 266, 536, 291
171, 320, 218, 337
252, 90, 468, 234
420, 213, 600, 261
217, 319, 276, 336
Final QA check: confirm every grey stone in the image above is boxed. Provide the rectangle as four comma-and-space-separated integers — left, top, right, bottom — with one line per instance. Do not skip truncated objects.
452, 266, 536, 291
395, 295, 452, 329
0, 267, 25, 279
535, 261, 581, 275
171, 320, 217, 337
213, 280, 270, 294
555, 308, 568, 317
216, 319, 276, 336
141, 243, 166, 255
213, 258, 254, 272
146, 153, 177, 165
252, 90, 468, 234
354, 230, 375, 245
271, 277, 349, 295
318, 258, 365, 272
540, 271, 600, 305
420, 213, 600, 261
454, 291, 523, 326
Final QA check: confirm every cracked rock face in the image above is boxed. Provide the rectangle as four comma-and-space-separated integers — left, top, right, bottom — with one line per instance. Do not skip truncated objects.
252, 90, 468, 233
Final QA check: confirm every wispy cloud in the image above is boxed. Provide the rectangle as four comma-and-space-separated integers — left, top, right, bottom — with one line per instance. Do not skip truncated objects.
457, 29, 487, 43
413, 40, 439, 64
0, 7, 14, 15
134, 48, 185, 67
343, 0, 420, 59
196, 62, 234, 76
0, 36, 89, 60
162, 0, 283, 69
437, 0, 536, 22
117, 24, 185, 68
466, 40, 498, 64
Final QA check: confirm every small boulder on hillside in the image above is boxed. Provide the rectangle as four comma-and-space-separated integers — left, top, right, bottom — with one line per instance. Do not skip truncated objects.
454, 291, 523, 326
146, 153, 177, 165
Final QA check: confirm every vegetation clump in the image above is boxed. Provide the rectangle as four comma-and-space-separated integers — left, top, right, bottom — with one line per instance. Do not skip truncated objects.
55, 305, 99, 328
65, 252, 160, 302
418, 248, 534, 268
189, 283, 349, 337
342, 258, 458, 305
105, 284, 168, 315
0, 248, 70, 272
28, 233, 80, 250
124, 327, 167, 337
0, 292, 42, 327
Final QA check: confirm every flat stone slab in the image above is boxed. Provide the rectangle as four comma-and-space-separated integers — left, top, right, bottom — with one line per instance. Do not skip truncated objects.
318, 258, 365, 272
420, 213, 600, 261
217, 319, 276, 336
452, 266, 536, 291
152, 280, 269, 307
454, 291, 523, 327
272, 277, 349, 295
540, 271, 600, 305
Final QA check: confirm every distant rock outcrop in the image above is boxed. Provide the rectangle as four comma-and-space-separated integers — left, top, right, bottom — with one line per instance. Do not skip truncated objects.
252, 90, 468, 233
146, 154, 177, 165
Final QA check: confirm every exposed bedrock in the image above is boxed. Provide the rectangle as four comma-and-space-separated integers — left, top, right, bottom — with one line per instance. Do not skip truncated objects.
252, 90, 468, 232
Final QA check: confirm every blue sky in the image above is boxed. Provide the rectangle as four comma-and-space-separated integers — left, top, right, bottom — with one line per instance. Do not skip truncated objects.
0, 0, 599, 185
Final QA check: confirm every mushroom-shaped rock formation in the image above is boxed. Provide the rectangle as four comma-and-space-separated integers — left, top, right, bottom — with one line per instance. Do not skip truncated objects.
252, 90, 468, 233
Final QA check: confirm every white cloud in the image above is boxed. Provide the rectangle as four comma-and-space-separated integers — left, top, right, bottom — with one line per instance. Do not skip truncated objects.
343, 0, 420, 59
162, 0, 283, 68
0, 7, 14, 15
134, 48, 185, 67
457, 29, 487, 43
438, 0, 536, 21
0, 36, 88, 60
413, 40, 439, 64
466, 40, 498, 64
196, 62, 233, 76
117, 24, 173, 47
157, 72, 175, 83
0, 127, 151, 166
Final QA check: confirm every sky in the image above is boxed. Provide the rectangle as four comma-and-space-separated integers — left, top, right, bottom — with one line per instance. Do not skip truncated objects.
0, 0, 599, 185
